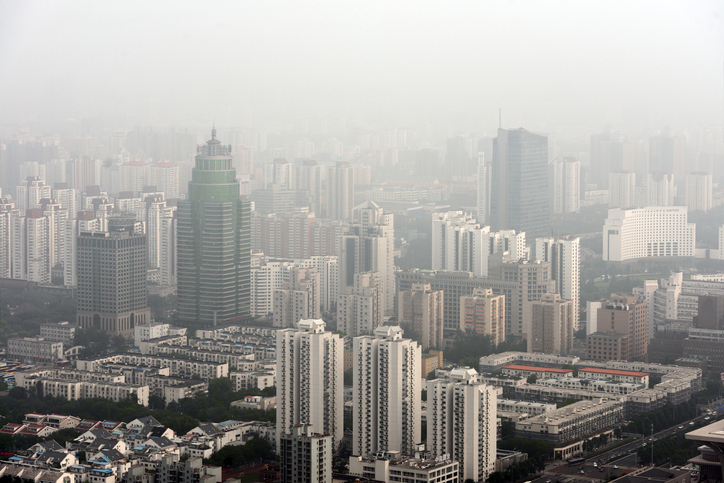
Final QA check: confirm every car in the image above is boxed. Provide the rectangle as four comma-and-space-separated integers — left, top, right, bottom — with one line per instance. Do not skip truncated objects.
580, 469, 585, 475
705, 417, 711, 420
678, 426, 684, 429
690, 421, 695, 425
593, 463, 598, 467
614, 465, 619, 469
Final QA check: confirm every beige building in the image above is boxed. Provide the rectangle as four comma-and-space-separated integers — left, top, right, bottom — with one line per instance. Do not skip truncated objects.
525, 293, 574, 356
460, 288, 505, 343
587, 293, 648, 361
398, 283, 444, 350
272, 267, 321, 328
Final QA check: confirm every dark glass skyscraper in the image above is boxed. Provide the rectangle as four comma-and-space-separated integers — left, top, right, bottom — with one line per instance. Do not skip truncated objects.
491, 128, 550, 241
177, 128, 251, 324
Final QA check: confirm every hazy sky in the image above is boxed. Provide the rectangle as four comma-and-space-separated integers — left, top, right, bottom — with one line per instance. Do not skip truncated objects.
1, 0, 723, 135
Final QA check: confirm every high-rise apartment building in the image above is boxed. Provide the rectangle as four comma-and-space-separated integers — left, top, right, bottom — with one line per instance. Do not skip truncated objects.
685, 172, 713, 212
63, 211, 103, 287
337, 272, 384, 337
325, 162, 355, 220
295, 256, 339, 313
0, 202, 13, 279
280, 424, 332, 483
177, 129, 252, 324
536, 236, 580, 330
75, 216, 151, 338
590, 130, 635, 189
491, 128, 550, 240
459, 288, 505, 343
432, 211, 525, 277
293, 160, 323, 215
339, 201, 394, 313
252, 210, 315, 259
16, 176, 51, 213
398, 283, 443, 350
643, 172, 675, 207
264, 158, 292, 189
273, 268, 321, 328
276, 319, 343, 452
608, 171, 636, 208
649, 130, 686, 182
587, 293, 648, 361
551, 156, 580, 214
525, 293, 574, 355
603, 206, 695, 262
427, 367, 497, 483
353, 326, 421, 457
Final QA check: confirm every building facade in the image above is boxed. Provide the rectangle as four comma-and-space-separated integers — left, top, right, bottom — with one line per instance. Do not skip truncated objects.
398, 283, 444, 350
459, 288, 505, 343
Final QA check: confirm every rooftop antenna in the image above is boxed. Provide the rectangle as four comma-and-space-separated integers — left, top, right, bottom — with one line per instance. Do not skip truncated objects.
212, 122, 216, 141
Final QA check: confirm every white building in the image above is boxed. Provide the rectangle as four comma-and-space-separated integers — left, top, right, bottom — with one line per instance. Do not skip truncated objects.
264, 159, 292, 189
432, 211, 525, 277
602, 206, 695, 262
536, 236, 580, 329
339, 201, 394, 313
134, 323, 172, 346
63, 214, 103, 287
427, 367, 497, 483
272, 268, 321, 328
8, 338, 64, 364
608, 171, 636, 209
353, 326, 421, 457
40, 321, 78, 345
280, 424, 332, 483
685, 172, 713, 212
251, 261, 295, 317
477, 152, 492, 224
276, 319, 343, 452
348, 455, 459, 483
337, 272, 385, 337
645, 173, 675, 206
551, 156, 580, 214
295, 256, 339, 313
16, 177, 51, 213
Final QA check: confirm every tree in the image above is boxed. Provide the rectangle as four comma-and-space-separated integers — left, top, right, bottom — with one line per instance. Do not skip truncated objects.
527, 374, 537, 384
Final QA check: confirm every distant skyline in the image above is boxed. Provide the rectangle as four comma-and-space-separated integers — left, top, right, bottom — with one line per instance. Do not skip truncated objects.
1, 1, 723, 137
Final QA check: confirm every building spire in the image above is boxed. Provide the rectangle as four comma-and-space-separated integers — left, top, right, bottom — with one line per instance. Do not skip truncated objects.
211, 122, 216, 141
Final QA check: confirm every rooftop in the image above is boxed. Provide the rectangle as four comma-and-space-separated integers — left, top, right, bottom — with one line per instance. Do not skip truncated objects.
579, 367, 649, 377
503, 364, 573, 374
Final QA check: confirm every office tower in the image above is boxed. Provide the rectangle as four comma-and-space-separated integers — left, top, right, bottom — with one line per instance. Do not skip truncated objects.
602, 206, 695, 262
325, 162, 354, 220
296, 256, 339, 313
398, 283, 443, 350
149, 160, 180, 200
280, 425, 332, 483
293, 160, 323, 215
649, 130, 686, 182
551, 156, 580, 214
337, 272, 384, 337
491, 128, 550, 240
608, 171, 636, 208
587, 293, 648, 361
273, 268, 321, 328
353, 326, 421, 457
264, 158, 292, 189
459, 288, 505, 343
75, 216, 151, 338
276, 319, 343, 452
427, 367, 497, 483
177, 129, 252, 324
536, 236, 580, 330
339, 201, 394, 313
525, 293, 574, 355
431, 211, 525, 277
685, 172, 713, 212
16, 176, 51, 212
488, 258, 556, 336
476, 152, 492, 224
645, 172, 675, 206
252, 211, 315, 259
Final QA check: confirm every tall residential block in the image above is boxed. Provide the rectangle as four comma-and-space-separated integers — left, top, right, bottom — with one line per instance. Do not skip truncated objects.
293, 160, 323, 215
476, 152, 491, 224
460, 288, 505, 343
536, 236, 580, 330
276, 319, 343, 452
75, 216, 151, 337
685, 172, 713, 212
551, 156, 580, 214
398, 283, 443, 350
339, 201, 394, 313
590, 130, 635, 189
280, 424, 332, 483
353, 326, 421, 457
272, 268, 321, 328
525, 293, 574, 355
608, 171, 636, 209
427, 367, 497, 483
491, 128, 550, 240
326, 162, 354, 220
649, 130, 686, 182
177, 129, 251, 324
337, 272, 384, 337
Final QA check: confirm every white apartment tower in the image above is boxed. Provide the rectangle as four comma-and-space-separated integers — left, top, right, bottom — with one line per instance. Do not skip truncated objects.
536, 236, 581, 330
295, 256, 339, 313
339, 201, 394, 313
326, 162, 355, 220
353, 326, 421, 457
273, 268, 321, 328
603, 206, 695, 262
276, 319, 344, 453
16, 176, 51, 213
685, 172, 713, 212
432, 211, 525, 277
645, 173, 675, 206
293, 160, 323, 215
551, 156, 580, 214
427, 368, 497, 483
608, 171, 636, 208
63, 212, 103, 287
280, 424, 332, 483
476, 152, 491, 224
264, 158, 292, 189
337, 272, 384, 337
